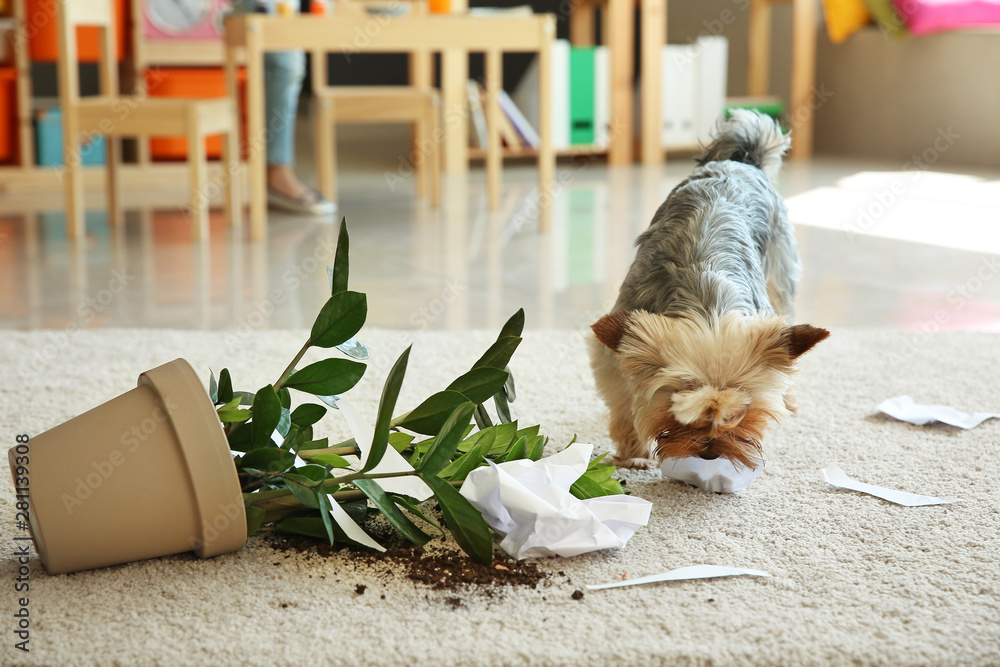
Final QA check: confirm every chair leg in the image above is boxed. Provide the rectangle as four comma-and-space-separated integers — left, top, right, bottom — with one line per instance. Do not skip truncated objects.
429, 96, 441, 209
315, 97, 337, 204
106, 135, 122, 228
414, 113, 427, 200
187, 113, 209, 242
221, 121, 241, 232
64, 116, 85, 240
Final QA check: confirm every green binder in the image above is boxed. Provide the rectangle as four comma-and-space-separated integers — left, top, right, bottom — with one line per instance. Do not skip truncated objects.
569, 47, 595, 146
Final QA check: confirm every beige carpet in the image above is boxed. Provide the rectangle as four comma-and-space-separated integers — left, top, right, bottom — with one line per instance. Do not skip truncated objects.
1, 326, 998, 666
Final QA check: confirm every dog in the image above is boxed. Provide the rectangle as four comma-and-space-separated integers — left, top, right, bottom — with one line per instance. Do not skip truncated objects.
588, 110, 829, 470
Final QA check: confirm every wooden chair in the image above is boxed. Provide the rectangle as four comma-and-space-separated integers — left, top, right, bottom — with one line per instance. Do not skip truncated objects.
56, 0, 239, 241
310, 2, 441, 207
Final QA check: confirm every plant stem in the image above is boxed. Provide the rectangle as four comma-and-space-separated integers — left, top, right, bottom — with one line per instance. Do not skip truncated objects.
247, 468, 421, 512
297, 443, 360, 459
274, 338, 312, 391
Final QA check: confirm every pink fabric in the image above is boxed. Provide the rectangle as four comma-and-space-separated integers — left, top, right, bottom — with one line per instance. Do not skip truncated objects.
891, 0, 1000, 35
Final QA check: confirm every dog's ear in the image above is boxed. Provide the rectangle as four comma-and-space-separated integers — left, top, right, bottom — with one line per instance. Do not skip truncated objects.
591, 311, 634, 352
784, 324, 830, 360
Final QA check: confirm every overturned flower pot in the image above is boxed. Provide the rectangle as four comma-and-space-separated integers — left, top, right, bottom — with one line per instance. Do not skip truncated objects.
9, 358, 246, 575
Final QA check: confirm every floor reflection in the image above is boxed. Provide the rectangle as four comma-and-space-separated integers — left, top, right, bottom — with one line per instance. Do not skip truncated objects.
1, 156, 999, 334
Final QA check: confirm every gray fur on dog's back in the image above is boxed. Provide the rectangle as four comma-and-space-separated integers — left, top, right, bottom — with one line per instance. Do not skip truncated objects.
613, 111, 800, 321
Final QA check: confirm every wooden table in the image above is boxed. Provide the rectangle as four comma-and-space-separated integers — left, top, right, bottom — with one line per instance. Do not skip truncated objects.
223, 12, 557, 241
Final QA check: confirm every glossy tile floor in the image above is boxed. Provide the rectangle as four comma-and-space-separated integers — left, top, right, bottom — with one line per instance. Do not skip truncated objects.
2, 120, 999, 334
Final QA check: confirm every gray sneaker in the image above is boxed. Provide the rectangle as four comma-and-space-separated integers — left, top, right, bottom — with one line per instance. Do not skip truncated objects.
267, 187, 337, 216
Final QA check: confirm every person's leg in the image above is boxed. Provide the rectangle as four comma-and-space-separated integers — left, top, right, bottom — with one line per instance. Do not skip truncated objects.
264, 49, 306, 197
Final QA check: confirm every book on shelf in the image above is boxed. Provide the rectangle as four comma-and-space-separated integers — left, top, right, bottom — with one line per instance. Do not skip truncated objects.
498, 89, 539, 149
467, 79, 489, 148
476, 83, 524, 152
512, 38, 570, 150
694, 36, 728, 141
569, 46, 596, 146
593, 45, 610, 148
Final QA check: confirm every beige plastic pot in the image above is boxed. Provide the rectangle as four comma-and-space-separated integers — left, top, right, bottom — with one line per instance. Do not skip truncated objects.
8, 358, 246, 575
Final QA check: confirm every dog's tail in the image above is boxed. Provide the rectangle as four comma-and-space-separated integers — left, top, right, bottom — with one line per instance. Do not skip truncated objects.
695, 109, 790, 183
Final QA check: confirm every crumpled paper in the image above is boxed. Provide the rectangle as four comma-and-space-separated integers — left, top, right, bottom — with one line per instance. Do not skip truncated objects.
878, 395, 1000, 429
459, 443, 652, 559
587, 564, 770, 590
820, 463, 961, 507
661, 456, 764, 493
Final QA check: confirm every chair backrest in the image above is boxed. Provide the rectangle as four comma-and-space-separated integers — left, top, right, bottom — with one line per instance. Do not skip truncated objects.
56, 0, 119, 103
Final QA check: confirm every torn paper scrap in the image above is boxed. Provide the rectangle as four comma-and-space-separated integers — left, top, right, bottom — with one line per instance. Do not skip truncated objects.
587, 565, 770, 591
820, 463, 960, 507
460, 442, 652, 559
329, 498, 386, 553
878, 395, 1000, 429
661, 456, 764, 493
337, 397, 433, 501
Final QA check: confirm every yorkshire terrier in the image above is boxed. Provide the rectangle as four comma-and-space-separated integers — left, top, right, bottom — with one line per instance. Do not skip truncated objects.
588, 110, 829, 470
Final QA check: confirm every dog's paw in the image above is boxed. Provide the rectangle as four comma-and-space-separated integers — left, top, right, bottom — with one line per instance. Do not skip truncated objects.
609, 456, 658, 470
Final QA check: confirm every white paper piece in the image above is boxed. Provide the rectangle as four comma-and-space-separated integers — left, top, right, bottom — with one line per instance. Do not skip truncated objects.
587, 565, 770, 591
460, 442, 652, 559
878, 395, 1000, 429
660, 456, 764, 493
328, 497, 386, 553
337, 397, 433, 501
820, 463, 961, 507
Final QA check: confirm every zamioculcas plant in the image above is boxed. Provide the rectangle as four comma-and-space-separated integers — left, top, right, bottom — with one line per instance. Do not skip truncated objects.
219, 222, 624, 564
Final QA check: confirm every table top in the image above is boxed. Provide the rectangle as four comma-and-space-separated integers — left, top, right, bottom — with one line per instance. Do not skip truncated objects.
223, 11, 556, 52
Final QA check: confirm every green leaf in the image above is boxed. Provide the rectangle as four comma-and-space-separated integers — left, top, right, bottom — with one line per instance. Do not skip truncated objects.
526, 435, 546, 461
503, 435, 528, 462
498, 308, 525, 339
419, 403, 476, 476
304, 452, 351, 468
474, 403, 493, 430
316, 489, 336, 544
239, 448, 295, 473
277, 387, 291, 409
331, 219, 350, 295
503, 369, 517, 402
250, 385, 282, 450
570, 473, 608, 500
276, 516, 329, 540
310, 291, 367, 349
297, 437, 330, 451
228, 423, 252, 452
218, 408, 252, 424
245, 505, 265, 537
291, 465, 330, 483
394, 390, 467, 435
458, 425, 495, 453
494, 389, 512, 423
277, 407, 292, 438
515, 424, 540, 440
353, 478, 431, 545
335, 337, 370, 360
285, 359, 366, 396
486, 422, 519, 456
291, 403, 327, 428
218, 368, 233, 404
471, 336, 521, 371
390, 493, 444, 536
447, 367, 510, 405
443, 441, 487, 482
233, 390, 255, 406
365, 346, 410, 472
209, 370, 218, 404
600, 477, 624, 495
284, 475, 320, 509
421, 472, 494, 564
389, 432, 415, 453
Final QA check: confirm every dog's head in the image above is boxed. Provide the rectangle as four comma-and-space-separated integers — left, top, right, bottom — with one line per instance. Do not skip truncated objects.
592, 310, 829, 469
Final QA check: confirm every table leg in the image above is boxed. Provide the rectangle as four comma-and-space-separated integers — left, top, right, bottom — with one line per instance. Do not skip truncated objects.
245, 23, 267, 241
747, 0, 772, 97
538, 24, 554, 233
485, 49, 502, 211
569, 0, 595, 46
441, 48, 468, 174
640, 0, 665, 165
607, 0, 634, 165
790, 0, 817, 158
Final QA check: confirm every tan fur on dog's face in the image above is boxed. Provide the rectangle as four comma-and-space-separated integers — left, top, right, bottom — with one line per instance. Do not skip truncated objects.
592, 310, 829, 469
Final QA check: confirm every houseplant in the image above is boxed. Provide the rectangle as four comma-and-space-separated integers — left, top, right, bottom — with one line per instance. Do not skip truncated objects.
10, 221, 623, 575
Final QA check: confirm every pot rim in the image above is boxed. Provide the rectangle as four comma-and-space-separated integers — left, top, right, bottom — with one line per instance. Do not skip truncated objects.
139, 358, 247, 558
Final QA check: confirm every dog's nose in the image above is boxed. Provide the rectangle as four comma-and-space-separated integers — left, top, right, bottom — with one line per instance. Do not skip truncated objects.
699, 452, 720, 460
